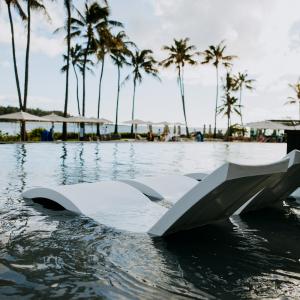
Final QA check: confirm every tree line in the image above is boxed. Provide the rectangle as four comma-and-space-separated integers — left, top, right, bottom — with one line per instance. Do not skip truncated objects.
3, 0, 255, 141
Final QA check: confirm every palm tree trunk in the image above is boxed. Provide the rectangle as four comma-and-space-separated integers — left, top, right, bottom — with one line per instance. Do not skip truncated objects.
114, 65, 121, 134
213, 66, 219, 138
73, 64, 81, 116
97, 57, 105, 136
130, 78, 137, 135
7, 4, 22, 110
62, 3, 71, 141
80, 37, 91, 139
23, 0, 30, 111
178, 67, 189, 137
21, 0, 31, 141
239, 86, 243, 126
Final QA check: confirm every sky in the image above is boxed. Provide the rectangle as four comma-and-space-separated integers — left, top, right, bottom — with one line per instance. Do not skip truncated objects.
1, 0, 300, 128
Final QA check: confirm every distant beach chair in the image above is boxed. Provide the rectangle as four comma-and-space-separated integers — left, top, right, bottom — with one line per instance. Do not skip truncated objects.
22, 159, 288, 236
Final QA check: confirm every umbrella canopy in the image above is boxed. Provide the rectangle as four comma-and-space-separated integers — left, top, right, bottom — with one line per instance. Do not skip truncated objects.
154, 121, 173, 126
67, 116, 94, 123
123, 119, 147, 125
173, 122, 185, 126
246, 120, 295, 130
98, 118, 113, 124
0, 111, 50, 122
43, 113, 68, 123
87, 117, 107, 124
144, 120, 154, 125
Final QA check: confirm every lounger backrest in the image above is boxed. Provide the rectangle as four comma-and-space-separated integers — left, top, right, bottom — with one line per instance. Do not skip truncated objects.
148, 159, 289, 236
240, 150, 300, 213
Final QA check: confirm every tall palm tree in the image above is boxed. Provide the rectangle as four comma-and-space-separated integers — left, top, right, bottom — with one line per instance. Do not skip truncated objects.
110, 31, 134, 134
62, 44, 84, 116
160, 38, 198, 137
5, 0, 26, 110
22, 0, 51, 141
94, 26, 118, 136
218, 72, 241, 138
54, 0, 73, 140
234, 71, 255, 126
201, 40, 237, 138
71, 0, 120, 118
126, 49, 159, 134
286, 79, 300, 120
62, 0, 72, 140
23, 0, 50, 112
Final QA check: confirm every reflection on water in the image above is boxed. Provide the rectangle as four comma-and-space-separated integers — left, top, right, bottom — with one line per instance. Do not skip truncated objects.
0, 142, 300, 299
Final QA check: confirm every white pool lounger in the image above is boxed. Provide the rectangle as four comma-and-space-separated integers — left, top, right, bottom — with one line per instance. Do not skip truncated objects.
23, 181, 168, 233
148, 160, 288, 236
22, 159, 288, 236
238, 150, 300, 214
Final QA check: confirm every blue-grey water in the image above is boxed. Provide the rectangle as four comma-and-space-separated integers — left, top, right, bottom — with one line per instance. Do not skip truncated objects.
0, 141, 300, 299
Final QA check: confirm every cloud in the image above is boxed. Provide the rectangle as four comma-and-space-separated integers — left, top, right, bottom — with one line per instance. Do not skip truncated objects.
0, 3, 64, 58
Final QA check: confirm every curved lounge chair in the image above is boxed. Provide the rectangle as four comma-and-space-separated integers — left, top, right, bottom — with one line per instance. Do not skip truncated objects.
237, 150, 300, 214
148, 159, 288, 236
22, 159, 288, 236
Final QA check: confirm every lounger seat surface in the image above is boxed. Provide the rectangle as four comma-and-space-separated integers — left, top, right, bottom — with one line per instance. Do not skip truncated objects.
23, 181, 167, 233
122, 175, 199, 203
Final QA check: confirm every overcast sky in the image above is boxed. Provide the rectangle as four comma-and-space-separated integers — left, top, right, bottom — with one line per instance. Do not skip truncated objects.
1, 0, 300, 127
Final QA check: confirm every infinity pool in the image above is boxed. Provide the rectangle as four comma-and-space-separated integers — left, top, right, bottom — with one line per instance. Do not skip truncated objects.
0, 142, 300, 299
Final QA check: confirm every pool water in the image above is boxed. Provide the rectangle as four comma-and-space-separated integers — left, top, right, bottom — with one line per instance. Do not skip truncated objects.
0, 142, 300, 299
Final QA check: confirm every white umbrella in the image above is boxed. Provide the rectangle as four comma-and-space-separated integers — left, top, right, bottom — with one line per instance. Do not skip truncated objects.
246, 120, 294, 130
154, 121, 173, 126
173, 122, 185, 126
99, 118, 113, 124
43, 113, 68, 123
67, 116, 93, 123
123, 119, 147, 125
0, 111, 51, 122
123, 119, 147, 138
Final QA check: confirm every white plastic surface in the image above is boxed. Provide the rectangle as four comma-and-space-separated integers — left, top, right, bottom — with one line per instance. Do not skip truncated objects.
23, 181, 167, 233
22, 159, 289, 236
239, 150, 300, 214
122, 175, 199, 203
148, 159, 289, 236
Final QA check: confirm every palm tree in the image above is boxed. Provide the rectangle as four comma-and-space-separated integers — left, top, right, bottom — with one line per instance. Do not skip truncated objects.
23, 0, 50, 112
110, 31, 134, 134
22, 0, 51, 141
71, 0, 120, 118
54, 0, 73, 140
201, 40, 237, 138
218, 72, 241, 138
160, 38, 198, 137
62, 0, 72, 140
234, 71, 255, 126
286, 79, 300, 120
126, 49, 159, 134
61, 44, 84, 116
94, 26, 118, 136
5, 0, 26, 110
